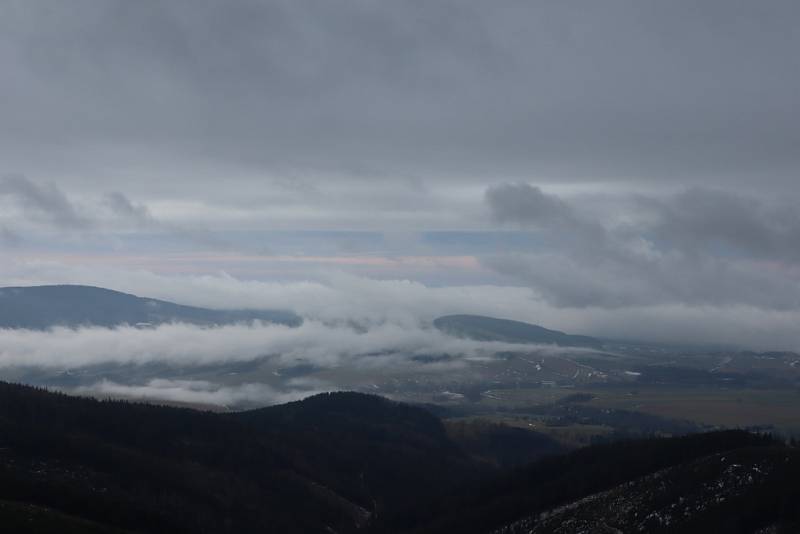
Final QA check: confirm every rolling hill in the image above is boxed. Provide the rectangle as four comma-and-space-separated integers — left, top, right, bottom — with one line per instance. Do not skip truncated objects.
433, 315, 601, 349
0, 285, 301, 329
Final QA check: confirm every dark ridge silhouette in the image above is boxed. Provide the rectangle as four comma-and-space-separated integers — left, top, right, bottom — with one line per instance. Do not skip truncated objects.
1, 381, 798, 533
400, 430, 794, 534
0, 382, 510, 533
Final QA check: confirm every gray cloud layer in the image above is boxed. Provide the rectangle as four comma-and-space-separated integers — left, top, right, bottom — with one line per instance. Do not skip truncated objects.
2, 2, 800, 352
485, 184, 800, 310
2, 1, 800, 202
3, 1, 800, 233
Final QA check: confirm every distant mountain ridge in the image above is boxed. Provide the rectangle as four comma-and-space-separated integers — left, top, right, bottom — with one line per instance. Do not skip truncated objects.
433, 314, 601, 348
0, 285, 301, 329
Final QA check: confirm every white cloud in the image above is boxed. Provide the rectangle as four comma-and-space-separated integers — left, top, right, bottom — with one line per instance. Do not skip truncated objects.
0, 261, 543, 327
3, 263, 800, 351
0, 320, 558, 370
75, 378, 318, 407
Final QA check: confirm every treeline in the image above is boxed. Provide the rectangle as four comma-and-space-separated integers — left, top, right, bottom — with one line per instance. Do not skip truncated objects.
384, 430, 789, 533
1, 381, 798, 533
0, 382, 486, 533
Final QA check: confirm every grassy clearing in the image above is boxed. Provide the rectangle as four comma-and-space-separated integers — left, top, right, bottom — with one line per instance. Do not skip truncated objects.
446, 413, 614, 448
474, 385, 800, 433
585, 387, 800, 430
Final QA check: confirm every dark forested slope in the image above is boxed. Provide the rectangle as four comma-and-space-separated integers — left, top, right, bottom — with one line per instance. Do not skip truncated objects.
402, 431, 798, 534
0, 383, 486, 533
1, 381, 798, 534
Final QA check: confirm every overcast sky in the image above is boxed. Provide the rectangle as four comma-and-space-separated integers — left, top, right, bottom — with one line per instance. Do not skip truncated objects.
3, 1, 800, 349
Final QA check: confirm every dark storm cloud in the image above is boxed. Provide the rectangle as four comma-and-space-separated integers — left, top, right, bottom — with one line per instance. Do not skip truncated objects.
0, 174, 244, 252
485, 251, 800, 310
104, 192, 154, 226
486, 184, 576, 228
0, 174, 88, 229
485, 183, 608, 248
485, 184, 800, 309
646, 188, 800, 261
0, 227, 21, 248
1, 0, 799, 191
488, 184, 800, 263
0, 175, 160, 232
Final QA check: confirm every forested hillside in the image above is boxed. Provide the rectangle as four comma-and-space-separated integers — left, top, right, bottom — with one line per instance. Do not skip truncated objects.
1, 382, 798, 533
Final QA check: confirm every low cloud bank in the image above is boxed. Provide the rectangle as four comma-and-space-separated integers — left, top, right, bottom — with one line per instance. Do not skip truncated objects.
0, 262, 538, 328
75, 378, 320, 407
4, 264, 800, 350
0, 320, 557, 370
